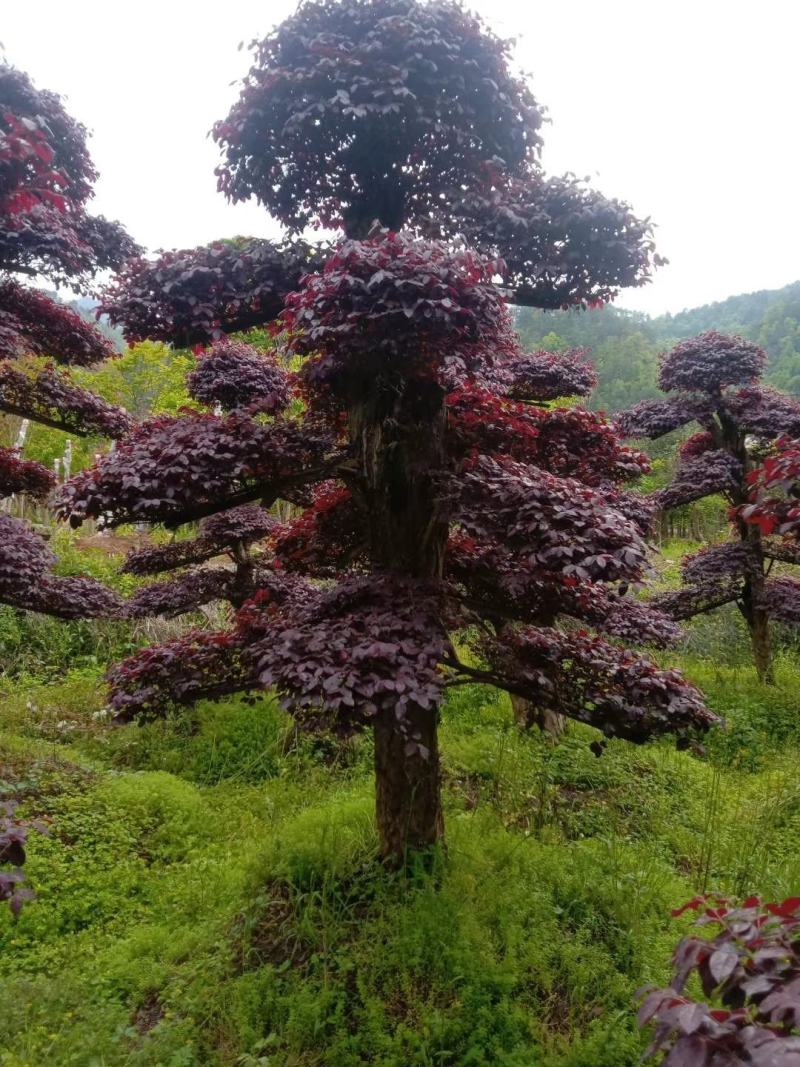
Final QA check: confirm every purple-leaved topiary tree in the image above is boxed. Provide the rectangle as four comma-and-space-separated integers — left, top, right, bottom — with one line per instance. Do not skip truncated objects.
22, 0, 717, 862
619, 331, 800, 684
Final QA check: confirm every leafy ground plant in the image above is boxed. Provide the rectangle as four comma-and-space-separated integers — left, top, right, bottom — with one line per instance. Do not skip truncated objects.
0, 800, 46, 915
639, 895, 800, 1065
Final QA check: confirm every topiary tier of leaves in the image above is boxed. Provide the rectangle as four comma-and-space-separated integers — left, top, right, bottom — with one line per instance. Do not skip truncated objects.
100, 238, 324, 348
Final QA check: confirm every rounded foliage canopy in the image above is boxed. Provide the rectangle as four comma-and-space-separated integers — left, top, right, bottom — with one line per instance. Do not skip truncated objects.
213, 0, 543, 236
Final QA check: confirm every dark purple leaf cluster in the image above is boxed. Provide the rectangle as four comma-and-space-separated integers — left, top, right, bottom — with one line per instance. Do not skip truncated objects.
658, 332, 766, 395
0, 801, 44, 917
0, 360, 132, 438
245, 576, 451, 731
447, 532, 679, 645
107, 629, 254, 722
657, 452, 743, 511
100, 238, 321, 346
122, 538, 223, 577
533, 408, 651, 487
283, 231, 511, 393
122, 505, 278, 576
23, 575, 123, 620
109, 568, 312, 719
503, 346, 598, 401
187, 338, 292, 414
681, 542, 762, 586
1, 204, 138, 294
0, 281, 112, 365
605, 489, 658, 537
0, 513, 122, 618
640, 895, 800, 1067
439, 170, 662, 309
763, 538, 800, 565
761, 578, 800, 625
201, 504, 279, 552
436, 329, 526, 395
453, 455, 649, 584
56, 413, 336, 528
615, 396, 709, 441
125, 568, 237, 619
480, 626, 716, 742
446, 531, 560, 625
0, 513, 54, 598
652, 581, 742, 622
213, 0, 543, 237
648, 542, 763, 626
591, 596, 683, 647
273, 485, 366, 577
0, 445, 55, 499
725, 387, 800, 440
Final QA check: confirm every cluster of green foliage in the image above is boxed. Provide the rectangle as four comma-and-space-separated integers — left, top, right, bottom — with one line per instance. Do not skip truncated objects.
514, 279, 800, 410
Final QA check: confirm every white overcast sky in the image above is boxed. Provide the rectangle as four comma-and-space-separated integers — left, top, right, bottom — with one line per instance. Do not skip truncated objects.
2, 0, 798, 315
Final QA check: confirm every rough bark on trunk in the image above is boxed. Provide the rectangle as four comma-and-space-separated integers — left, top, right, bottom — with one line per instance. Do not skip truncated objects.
349, 374, 449, 861
739, 568, 775, 685
718, 408, 775, 686
748, 607, 775, 685
509, 693, 566, 738
374, 704, 444, 864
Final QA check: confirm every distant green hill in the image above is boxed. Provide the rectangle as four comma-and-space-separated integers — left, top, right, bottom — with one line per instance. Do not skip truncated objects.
69, 296, 126, 351
514, 281, 800, 411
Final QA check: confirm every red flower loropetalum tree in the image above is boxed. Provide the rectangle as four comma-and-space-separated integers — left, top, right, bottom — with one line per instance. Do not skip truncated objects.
0, 62, 137, 619
618, 332, 800, 684
60, 230, 718, 861
55, 0, 718, 862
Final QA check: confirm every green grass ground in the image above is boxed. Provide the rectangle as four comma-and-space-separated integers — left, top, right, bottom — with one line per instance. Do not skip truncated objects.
3, 645, 800, 1066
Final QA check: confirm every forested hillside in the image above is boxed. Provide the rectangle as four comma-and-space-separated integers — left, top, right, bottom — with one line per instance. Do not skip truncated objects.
514, 280, 800, 410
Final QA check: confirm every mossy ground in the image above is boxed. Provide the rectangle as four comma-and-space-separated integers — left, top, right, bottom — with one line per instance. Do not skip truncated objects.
2, 563, 800, 1064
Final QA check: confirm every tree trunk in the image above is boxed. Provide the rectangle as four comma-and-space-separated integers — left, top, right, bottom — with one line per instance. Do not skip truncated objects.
748, 608, 775, 685
718, 408, 775, 686
510, 694, 566, 738
374, 704, 444, 864
349, 374, 449, 862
